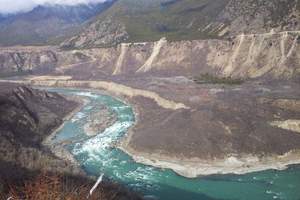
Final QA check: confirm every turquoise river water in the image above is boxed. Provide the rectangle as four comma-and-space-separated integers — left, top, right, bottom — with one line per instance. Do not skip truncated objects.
46, 88, 300, 200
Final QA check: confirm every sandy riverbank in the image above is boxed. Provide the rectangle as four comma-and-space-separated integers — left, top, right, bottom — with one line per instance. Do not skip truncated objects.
120, 141, 300, 178
118, 102, 300, 178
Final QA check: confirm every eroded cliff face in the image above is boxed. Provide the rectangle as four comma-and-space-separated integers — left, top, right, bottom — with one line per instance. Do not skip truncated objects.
1, 31, 300, 80
208, 31, 300, 79
60, 31, 300, 80
0, 47, 58, 76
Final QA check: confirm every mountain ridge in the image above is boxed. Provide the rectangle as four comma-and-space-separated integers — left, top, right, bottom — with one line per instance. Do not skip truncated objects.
61, 0, 300, 49
0, 1, 116, 46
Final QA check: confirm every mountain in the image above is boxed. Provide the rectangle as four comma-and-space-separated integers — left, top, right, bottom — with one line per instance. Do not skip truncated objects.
0, 1, 116, 46
0, 14, 7, 23
61, 0, 300, 49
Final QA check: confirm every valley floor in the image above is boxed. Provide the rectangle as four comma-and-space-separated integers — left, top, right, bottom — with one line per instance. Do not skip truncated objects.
2, 75, 300, 177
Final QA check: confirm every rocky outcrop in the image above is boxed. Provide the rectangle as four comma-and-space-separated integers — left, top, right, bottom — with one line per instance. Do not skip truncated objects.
84, 105, 117, 136
0, 83, 79, 176
270, 120, 300, 133
0, 47, 58, 76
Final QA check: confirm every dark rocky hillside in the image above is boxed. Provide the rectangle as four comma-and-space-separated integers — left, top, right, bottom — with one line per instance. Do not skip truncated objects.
0, 83, 79, 195
0, 47, 59, 77
0, 83, 79, 175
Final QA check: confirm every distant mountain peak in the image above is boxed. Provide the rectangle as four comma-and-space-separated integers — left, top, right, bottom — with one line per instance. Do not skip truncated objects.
0, 0, 116, 46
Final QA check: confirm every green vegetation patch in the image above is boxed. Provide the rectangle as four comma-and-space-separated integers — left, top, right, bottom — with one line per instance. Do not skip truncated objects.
97, 0, 229, 43
193, 73, 244, 85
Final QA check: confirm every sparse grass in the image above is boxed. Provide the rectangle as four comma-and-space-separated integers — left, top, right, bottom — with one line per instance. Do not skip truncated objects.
193, 73, 244, 85
95, 0, 229, 44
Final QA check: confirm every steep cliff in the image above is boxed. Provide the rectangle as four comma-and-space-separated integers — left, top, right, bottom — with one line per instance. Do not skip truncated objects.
60, 30, 300, 80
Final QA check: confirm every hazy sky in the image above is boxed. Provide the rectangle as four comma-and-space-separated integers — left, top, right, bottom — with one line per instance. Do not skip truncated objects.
0, 0, 108, 14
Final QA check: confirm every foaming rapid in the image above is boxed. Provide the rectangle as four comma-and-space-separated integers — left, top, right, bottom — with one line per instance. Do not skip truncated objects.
73, 121, 132, 159
46, 88, 300, 200
76, 91, 99, 99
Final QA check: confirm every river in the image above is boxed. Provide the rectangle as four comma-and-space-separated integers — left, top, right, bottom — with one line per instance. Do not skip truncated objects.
46, 88, 300, 200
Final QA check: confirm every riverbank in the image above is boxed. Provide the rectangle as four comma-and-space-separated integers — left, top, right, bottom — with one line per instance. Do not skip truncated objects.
119, 104, 300, 178
43, 95, 88, 144
117, 90, 300, 178
42, 94, 88, 173
120, 142, 300, 178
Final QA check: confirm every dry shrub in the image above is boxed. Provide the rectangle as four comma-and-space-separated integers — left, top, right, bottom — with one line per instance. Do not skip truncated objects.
7, 172, 104, 200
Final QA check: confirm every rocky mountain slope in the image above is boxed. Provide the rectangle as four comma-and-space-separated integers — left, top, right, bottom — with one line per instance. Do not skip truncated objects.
0, 83, 79, 176
0, 47, 59, 77
61, 0, 300, 49
0, 1, 115, 46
